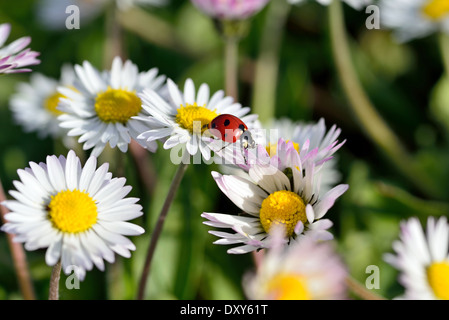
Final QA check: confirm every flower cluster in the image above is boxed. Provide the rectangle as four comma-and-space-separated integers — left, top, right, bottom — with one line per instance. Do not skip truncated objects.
2, 0, 449, 302
1, 18, 350, 297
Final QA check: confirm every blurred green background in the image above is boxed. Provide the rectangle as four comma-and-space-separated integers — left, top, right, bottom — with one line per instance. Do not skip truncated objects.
0, 0, 448, 300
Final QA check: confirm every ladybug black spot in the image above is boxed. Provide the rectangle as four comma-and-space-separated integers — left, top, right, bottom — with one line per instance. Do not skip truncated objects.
224, 119, 231, 126
211, 122, 216, 129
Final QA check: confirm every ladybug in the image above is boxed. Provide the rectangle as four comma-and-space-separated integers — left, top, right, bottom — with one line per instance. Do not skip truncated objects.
203, 114, 256, 164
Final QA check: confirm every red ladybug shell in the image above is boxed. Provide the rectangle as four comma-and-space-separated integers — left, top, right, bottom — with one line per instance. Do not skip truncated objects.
207, 114, 248, 143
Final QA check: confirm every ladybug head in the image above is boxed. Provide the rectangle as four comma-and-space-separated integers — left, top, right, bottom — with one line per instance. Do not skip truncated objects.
240, 130, 256, 150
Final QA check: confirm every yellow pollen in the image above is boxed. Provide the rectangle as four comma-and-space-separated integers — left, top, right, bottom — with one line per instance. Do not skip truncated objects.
44, 92, 65, 116
266, 140, 300, 157
259, 190, 306, 237
422, 0, 449, 20
427, 261, 449, 300
48, 189, 98, 234
266, 273, 311, 300
95, 87, 141, 123
175, 102, 218, 134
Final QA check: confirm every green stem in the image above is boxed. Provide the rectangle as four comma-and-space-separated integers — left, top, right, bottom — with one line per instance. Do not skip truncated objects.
118, 7, 197, 58
48, 260, 62, 300
224, 37, 239, 101
328, 0, 439, 198
251, 0, 291, 124
104, 1, 125, 67
136, 163, 189, 300
376, 182, 449, 217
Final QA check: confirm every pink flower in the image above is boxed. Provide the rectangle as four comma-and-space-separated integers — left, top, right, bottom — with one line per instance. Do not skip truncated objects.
190, 0, 270, 20
0, 23, 40, 74
202, 140, 349, 254
243, 226, 348, 300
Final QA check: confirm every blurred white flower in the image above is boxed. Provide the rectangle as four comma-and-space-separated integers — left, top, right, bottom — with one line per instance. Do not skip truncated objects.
243, 226, 348, 299
380, 0, 449, 42
10, 65, 75, 139
384, 216, 449, 300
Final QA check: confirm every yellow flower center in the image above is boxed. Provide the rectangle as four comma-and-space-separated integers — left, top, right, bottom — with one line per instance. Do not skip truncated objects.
427, 261, 449, 300
95, 87, 142, 123
259, 190, 306, 237
44, 92, 65, 116
266, 273, 311, 300
266, 140, 300, 157
48, 189, 98, 234
175, 102, 218, 134
422, 0, 449, 20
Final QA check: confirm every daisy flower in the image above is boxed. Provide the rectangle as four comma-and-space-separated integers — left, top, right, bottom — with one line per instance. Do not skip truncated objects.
0, 150, 145, 281
135, 78, 258, 162
0, 23, 40, 74
380, 0, 449, 42
10, 64, 75, 139
57, 56, 166, 157
190, 0, 270, 20
288, 0, 372, 11
384, 216, 449, 300
262, 118, 345, 195
243, 226, 348, 299
202, 140, 348, 254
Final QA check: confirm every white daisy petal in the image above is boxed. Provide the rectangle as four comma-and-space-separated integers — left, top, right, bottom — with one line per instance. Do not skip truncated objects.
196, 83, 210, 106
212, 171, 266, 215
183, 78, 196, 104
45, 235, 63, 266
65, 150, 80, 190
99, 220, 145, 236
87, 163, 110, 197
167, 78, 184, 107
46, 155, 67, 191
